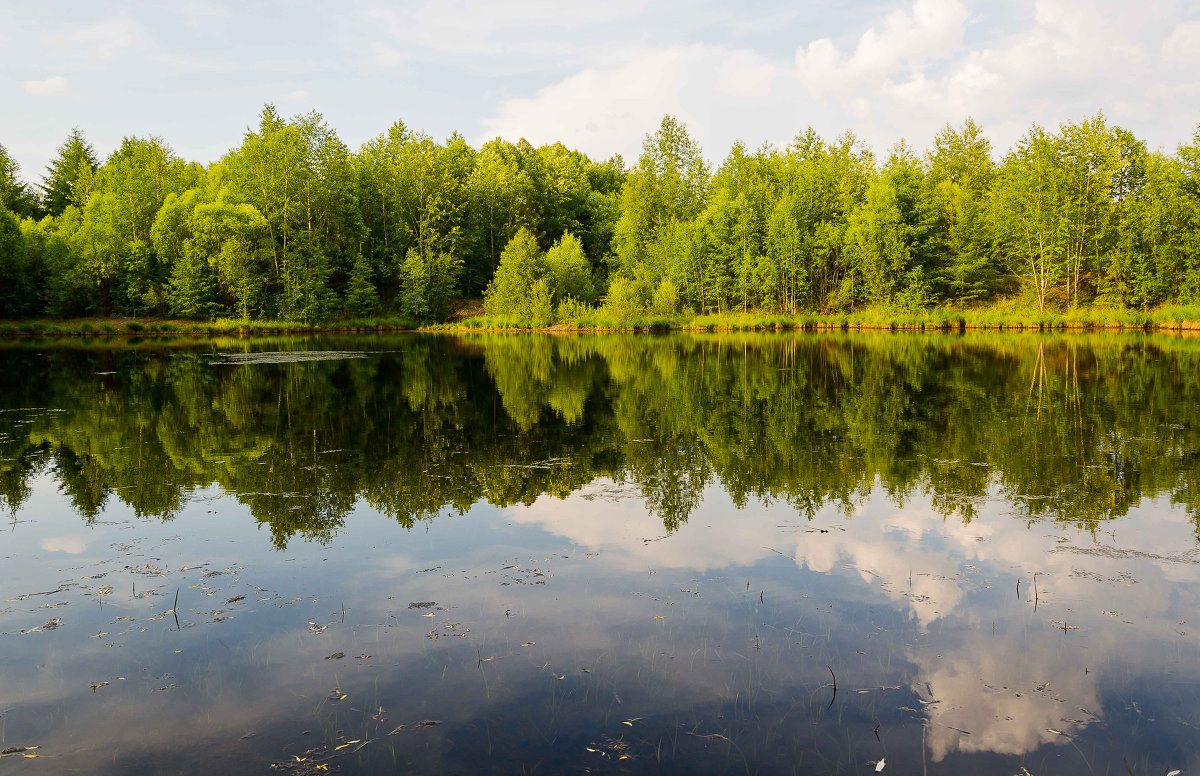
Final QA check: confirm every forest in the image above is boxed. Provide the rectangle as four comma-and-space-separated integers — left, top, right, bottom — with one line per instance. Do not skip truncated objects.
1, 107, 1199, 324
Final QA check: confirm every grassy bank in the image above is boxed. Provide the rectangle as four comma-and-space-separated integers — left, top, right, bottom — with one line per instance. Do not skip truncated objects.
0, 316, 419, 338
446, 302, 1200, 333
5, 303, 1200, 339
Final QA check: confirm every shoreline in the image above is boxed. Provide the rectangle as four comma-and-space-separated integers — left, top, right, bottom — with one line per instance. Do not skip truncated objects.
443, 319, 1200, 334
3, 308, 1200, 339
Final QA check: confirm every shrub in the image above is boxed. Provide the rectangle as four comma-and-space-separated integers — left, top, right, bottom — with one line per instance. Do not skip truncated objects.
603, 276, 650, 325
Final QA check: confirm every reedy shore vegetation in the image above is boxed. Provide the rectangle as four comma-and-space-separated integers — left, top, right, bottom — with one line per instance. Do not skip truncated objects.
2, 107, 1200, 331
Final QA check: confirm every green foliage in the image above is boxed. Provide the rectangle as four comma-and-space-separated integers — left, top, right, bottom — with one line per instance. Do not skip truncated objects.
843, 177, 911, 308
41, 129, 98, 217
281, 232, 334, 323
343, 253, 380, 316
545, 231, 595, 302
2, 109, 1200, 323
652, 277, 679, 316
484, 228, 549, 317
604, 276, 650, 324
397, 249, 430, 320
525, 277, 555, 328
613, 115, 710, 278
0, 143, 40, 218
166, 246, 218, 319
0, 205, 33, 316
555, 295, 595, 323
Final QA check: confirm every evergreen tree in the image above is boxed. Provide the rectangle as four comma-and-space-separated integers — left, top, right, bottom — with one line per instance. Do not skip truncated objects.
166, 247, 217, 318
42, 129, 98, 216
344, 252, 380, 316
0, 143, 39, 219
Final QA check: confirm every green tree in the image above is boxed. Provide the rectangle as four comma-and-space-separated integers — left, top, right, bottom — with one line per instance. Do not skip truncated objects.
992, 125, 1064, 311
843, 177, 911, 308
484, 228, 550, 321
0, 143, 40, 218
612, 115, 709, 278
1056, 113, 1138, 307
766, 194, 806, 313
463, 139, 536, 293
927, 118, 999, 301
545, 231, 594, 302
356, 121, 470, 310
224, 105, 363, 320
41, 129, 98, 216
166, 245, 218, 318
344, 252, 380, 316
397, 249, 429, 320
0, 205, 32, 316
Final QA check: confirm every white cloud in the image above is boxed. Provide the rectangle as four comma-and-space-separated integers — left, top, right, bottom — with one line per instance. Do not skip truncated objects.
479, 43, 813, 162
24, 75, 70, 96
479, 46, 703, 159
346, 0, 647, 66
1162, 19, 1200, 66
916, 628, 1103, 760
50, 18, 145, 67
479, 0, 1200, 162
795, 0, 968, 91
174, 0, 232, 22
509, 474, 1200, 759
367, 42, 407, 68
4, 0, 1199, 186
40, 535, 87, 554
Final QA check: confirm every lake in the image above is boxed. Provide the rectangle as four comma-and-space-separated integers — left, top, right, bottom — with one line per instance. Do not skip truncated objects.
1, 332, 1198, 775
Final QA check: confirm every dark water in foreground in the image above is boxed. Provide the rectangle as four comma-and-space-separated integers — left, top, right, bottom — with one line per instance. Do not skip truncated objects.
1, 332, 1199, 775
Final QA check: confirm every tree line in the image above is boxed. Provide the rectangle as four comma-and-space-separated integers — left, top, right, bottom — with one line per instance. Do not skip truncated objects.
1, 108, 1199, 322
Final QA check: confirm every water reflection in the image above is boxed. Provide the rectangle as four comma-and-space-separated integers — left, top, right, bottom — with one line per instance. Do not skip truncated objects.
2, 333, 1199, 542
0, 332, 1198, 774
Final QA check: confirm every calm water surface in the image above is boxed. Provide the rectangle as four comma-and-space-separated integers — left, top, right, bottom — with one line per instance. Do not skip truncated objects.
1, 332, 1199, 775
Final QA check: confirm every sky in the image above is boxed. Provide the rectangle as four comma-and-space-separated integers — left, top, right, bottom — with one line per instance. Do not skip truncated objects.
1, 0, 1198, 181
